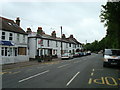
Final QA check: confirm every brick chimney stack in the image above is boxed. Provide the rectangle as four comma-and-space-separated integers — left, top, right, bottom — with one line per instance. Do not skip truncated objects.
37, 27, 44, 35
16, 17, 20, 26
51, 31, 56, 38
26, 28, 32, 34
62, 34, 66, 39
69, 34, 74, 38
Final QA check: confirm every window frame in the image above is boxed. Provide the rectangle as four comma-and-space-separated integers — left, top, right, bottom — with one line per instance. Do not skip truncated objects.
2, 32, 5, 40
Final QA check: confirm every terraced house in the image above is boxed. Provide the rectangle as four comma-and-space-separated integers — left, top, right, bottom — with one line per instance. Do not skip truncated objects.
0, 17, 29, 64
27, 27, 82, 60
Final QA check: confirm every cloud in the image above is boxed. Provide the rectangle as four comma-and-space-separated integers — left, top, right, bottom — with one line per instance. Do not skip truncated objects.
1, 2, 107, 44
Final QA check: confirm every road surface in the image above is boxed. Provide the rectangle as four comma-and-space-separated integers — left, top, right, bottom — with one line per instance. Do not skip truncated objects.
2, 53, 120, 89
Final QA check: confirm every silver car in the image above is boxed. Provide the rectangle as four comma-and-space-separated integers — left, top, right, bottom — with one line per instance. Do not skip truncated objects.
61, 53, 73, 60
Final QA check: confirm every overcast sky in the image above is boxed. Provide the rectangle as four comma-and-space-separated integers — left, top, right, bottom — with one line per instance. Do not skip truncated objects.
1, 0, 107, 44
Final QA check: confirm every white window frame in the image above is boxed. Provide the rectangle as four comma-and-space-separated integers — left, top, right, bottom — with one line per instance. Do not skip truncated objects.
9, 33, 13, 41
2, 32, 5, 40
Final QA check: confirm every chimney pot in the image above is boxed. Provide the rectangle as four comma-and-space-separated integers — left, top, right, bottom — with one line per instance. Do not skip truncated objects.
26, 28, 32, 34
16, 17, 20, 26
51, 31, 56, 38
70, 34, 73, 38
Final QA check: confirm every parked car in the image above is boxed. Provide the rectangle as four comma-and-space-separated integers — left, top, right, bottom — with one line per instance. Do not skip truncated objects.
73, 52, 80, 57
83, 52, 87, 56
86, 51, 91, 55
103, 49, 120, 67
61, 53, 73, 60
78, 52, 83, 57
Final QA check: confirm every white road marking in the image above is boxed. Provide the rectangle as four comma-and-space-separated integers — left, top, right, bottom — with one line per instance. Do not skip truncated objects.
66, 72, 80, 86
57, 64, 69, 68
91, 72, 94, 76
92, 69, 95, 72
19, 70, 49, 83
37, 66, 44, 69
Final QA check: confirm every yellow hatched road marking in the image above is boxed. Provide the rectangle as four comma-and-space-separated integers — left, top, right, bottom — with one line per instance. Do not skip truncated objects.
88, 78, 92, 84
93, 77, 105, 84
0, 72, 11, 74
105, 77, 118, 86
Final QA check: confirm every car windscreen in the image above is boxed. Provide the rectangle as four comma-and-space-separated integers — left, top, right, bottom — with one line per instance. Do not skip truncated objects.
62, 53, 68, 56
105, 49, 120, 56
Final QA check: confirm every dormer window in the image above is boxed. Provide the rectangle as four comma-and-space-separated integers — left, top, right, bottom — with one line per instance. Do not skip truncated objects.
8, 22, 12, 25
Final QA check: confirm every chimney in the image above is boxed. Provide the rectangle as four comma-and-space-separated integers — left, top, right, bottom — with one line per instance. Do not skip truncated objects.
51, 31, 56, 38
16, 17, 20, 26
37, 27, 44, 35
69, 34, 74, 38
26, 28, 32, 34
62, 34, 66, 39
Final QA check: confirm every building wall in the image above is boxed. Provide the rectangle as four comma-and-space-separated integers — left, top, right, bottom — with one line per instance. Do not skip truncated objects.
0, 30, 29, 64
28, 38, 36, 59
28, 35, 82, 59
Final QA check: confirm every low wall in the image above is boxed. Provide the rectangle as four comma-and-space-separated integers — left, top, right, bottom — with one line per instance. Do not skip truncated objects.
0, 55, 29, 65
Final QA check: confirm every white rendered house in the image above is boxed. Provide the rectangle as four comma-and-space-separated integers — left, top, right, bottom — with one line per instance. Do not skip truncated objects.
27, 27, 82, 59
0, 17, 29, 64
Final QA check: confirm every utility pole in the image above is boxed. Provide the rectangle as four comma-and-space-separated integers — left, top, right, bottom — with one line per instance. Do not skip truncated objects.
61, 26, 63, 58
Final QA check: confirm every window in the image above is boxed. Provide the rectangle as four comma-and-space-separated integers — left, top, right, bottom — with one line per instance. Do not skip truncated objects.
47, 40, 50, 47
1, 47, 8, 56
1, 47, 4, 56
15, 48, 17, 56
1, 47, 18, 56
9, 33, 13, 41
2, 32, 5, 40
18, 47, 26, 55
69, 43, 71, 47
78, 45, 79, 47
5, 47, 8, 56
53, 50, 55, 54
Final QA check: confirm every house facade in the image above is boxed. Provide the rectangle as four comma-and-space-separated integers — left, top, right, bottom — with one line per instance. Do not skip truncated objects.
27, 27, 82, 59
0, 17, 29, 64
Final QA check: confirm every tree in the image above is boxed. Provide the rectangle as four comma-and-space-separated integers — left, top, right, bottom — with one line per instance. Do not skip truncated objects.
100, 1, 120, 49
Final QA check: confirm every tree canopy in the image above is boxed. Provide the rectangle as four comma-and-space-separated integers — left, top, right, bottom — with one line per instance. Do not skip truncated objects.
84, 1, 120, 52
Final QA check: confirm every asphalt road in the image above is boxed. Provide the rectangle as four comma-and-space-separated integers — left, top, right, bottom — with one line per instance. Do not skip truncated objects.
2, 53, 120, 89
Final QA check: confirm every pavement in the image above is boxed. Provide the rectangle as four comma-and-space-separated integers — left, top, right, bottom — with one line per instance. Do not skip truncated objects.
2, 58, 61, 70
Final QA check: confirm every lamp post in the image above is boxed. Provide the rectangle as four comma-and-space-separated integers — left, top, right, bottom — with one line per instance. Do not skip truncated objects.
61, 26, 62, 58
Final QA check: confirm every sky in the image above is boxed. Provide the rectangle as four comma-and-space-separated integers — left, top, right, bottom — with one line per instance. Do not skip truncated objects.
1, 0, 107, 44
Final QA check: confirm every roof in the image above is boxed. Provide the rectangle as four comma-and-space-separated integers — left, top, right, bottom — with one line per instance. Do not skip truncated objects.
0, 17, 27, 35
29, 33, 81, 44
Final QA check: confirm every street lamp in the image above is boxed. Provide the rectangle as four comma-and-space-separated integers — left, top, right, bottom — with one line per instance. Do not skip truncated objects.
61, 26, 62, 58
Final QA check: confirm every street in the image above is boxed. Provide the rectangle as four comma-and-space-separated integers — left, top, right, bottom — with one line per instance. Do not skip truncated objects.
2, 54, 120, 88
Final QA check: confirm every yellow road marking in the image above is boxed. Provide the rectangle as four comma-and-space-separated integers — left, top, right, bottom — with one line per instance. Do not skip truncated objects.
105, 77, 118, 86
93, 77, 105, 84
12, 71, 21, 74
88, 78, 92, 84
0, 72, 11, 74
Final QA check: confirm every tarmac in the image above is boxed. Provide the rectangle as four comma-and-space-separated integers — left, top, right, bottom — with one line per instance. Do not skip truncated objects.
2, 58, 61, 70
